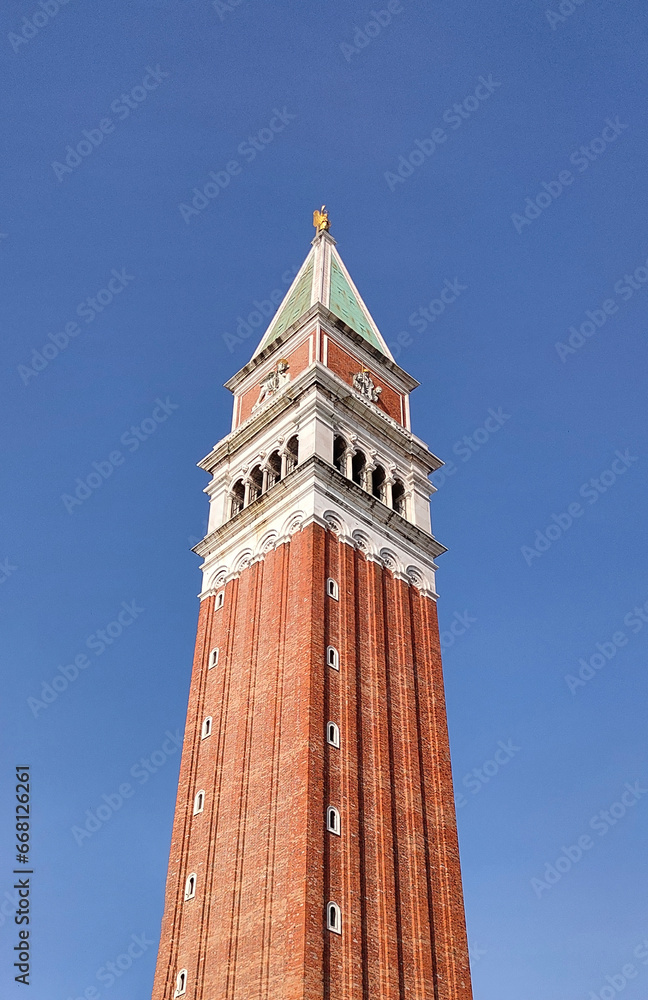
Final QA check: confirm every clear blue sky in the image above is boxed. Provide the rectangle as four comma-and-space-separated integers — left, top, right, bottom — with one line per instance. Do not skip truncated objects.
1, 1, 647, 997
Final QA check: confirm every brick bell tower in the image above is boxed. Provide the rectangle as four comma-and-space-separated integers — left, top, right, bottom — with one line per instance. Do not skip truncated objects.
151, 209, 474, 1000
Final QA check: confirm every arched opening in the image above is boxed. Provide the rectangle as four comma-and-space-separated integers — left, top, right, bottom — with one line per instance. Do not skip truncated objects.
333, 435, 347, 474
230, 479, 245, 518
392, 479, 407, 517
351, 450, 366, 489
327, 902, 341, 934
326, 646, 340, 670
327, 722, 340, 748
174, 970, 187, 997
372, 464, 386, 502
201, 717, 212, 739
248, 465, 264, 503
267, 450, 282, 489
184, 874, 196, 900
286, 435, 299, 474
193, 790, 205, 814
326, 806, 341, 836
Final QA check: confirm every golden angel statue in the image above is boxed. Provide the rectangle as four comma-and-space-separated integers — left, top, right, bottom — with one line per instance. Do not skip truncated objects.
313, 205, 330, 232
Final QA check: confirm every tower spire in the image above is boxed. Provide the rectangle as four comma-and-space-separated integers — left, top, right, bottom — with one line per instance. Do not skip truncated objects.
251, 209, 393, 360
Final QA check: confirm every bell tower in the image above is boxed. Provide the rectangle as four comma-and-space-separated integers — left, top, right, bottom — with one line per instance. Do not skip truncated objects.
150, 210, 474, 1000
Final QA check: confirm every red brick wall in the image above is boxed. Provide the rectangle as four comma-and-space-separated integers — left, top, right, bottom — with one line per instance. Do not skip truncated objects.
236, 338, 313, 427
151, 524, 472, 1000
324, 339, 404, 426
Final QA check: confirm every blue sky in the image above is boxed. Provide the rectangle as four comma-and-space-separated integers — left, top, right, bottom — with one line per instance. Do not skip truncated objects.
1, 0, 647, 997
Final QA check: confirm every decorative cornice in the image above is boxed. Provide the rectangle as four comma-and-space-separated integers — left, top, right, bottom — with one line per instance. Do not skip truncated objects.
199, 363, 441, 476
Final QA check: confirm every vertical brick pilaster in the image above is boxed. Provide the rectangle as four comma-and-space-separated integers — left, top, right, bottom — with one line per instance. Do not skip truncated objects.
357, 555, 400, 1000
410, 589, 473, 1000
151, 593, 215, 1000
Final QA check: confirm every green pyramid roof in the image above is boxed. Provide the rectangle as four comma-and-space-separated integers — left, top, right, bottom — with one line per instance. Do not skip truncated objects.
252, 229, 393, 360
262, 259, 314, 350
329, 255, 383, 352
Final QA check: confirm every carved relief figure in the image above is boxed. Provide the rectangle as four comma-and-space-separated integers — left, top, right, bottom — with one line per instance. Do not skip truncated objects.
352, 369, 382, 403
252, 360, 290, 410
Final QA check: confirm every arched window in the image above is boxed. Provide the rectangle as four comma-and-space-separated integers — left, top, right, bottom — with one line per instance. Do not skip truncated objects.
326, 806, 341, 836
201, 717, 212, 739
352, 450, 366, 489
230, 479, 245, 517
327, 722, 340, 748
193, 790, 205, 814
248, 465, 264, 503
174, 970, 187, 997
267, 450, 282, 489
327, 902, 342, 934
286, 435, 299, 474
208, 648, 219, 669
372, 464, 386, 503
326, 646, 339, 670
184, 873, 196, 900
326, 578, 339, 600
333, 435, 347, 474
215, 591, 224, 610
392, 479, 407, 517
